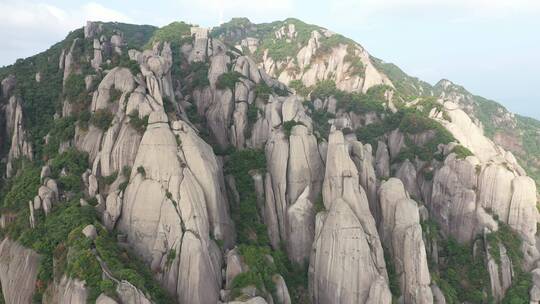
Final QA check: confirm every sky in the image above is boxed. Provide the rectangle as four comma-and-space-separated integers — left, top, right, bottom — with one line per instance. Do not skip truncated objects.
1, 0, 539, 119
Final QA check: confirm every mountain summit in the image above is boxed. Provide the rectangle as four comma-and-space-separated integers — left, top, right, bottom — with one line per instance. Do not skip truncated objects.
0, 18, 538, 304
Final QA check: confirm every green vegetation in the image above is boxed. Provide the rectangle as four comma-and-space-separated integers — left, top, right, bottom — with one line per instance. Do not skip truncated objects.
109, 88, 122, 103
94, 229, 174, 303
118, 53, 141, 75
0, 161, 40, 212
162, 96, 176, 114
282, 121, 305, 138
254, 83, 273, 101
310, 79, 338, 101
487, 223, 531, 303
0, 28, 71, 159
288, 80, 310, 97
225, 149, 267, 245
17, 200, 99, 299
91, 109, 114, 130
344, 45, 365, 77
50, 148, 88, 192
100, 22, 157, 50
43, 116, 77, 159
225, 149, 309, 302
78, 110, 91, 130
64, 74, 87, 103
216, 71, 244, 90
145, 21, 191, 49
128, 110, 149, 134
100, 172, 118, 185
137, 166, 146, 177
515, 115, 540, 188
189, 62, 210, 89
310, 109, 335, 141
370, 56, 433, 100
244, 104, 261, 139
314, 195, 325, 213
439, 237, 490, 303
383, 249, 401, 301
452, 145, 473, 159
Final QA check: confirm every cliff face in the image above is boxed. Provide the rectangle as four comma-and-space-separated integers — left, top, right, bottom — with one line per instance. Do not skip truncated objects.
0, 18, 538, 304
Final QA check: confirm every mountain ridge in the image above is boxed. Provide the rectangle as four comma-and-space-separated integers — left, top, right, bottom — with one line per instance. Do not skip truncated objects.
0, 17, 538, 304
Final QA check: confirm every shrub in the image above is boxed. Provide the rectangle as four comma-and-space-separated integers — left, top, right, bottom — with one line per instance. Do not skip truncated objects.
254, 83, 272, 101
162, 96, 175, 114
166, 249, 176, 267
91, 109, 114, 130
216, 71, 243, 90
118, 54, 141, 75
344, 45, 365, 77
452, 145, 473, 159
225, 149, 267, 245
94, 230, 173, 303
314, 195, 326, 213
122, 166, 131, 177
146, 21, 191, 48
384, 249, 401, 300
282, 120, 305, 138
128, 110, 149, 134
0, 162, 40, 211
137, 166, 146, 177
64, 74, 86, 103
190, 62, 210, 89
109, 88, 122, 103
78, 110, 91, 130
310, 80, 338, 101
58, 174, 83, 192
17, 200, 98, 295
100, 172, 118, 185
50, 148, 89, 178
287, 80, 308, 97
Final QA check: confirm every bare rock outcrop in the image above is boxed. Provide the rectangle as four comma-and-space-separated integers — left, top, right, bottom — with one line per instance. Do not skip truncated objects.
44, 275, 88, 304
0, 239, 40, 304
117, 112, 225, 304
310, 130, 391, 304
379, 178, 433, 304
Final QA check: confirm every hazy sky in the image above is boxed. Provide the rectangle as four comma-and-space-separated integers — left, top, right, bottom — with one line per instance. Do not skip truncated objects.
1, 0, 539, 119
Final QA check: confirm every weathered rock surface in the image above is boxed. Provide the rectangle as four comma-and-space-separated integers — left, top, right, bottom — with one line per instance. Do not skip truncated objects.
379, 178, 433, 304
44, 275, 88, 304
0, 239, 40, 304
310, 130, 390, 304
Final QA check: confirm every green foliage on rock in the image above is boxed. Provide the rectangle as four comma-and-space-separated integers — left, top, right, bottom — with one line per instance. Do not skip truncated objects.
189, 62, 210, 89
282, 121, 305, 138
0, 161, 40, 212
17, 199, 98, 297
50, 148, 88, 192
94, 229, 174, 303
225, 149, 267, 245
91, 109, 114, 130
255, 83, 273, 101
145, 21, 192, 49
64, 74, 86, 103
452, 145, 473, 159
288, 80, 310, 97
128, 110, 149, 134
216, 71, 244, 90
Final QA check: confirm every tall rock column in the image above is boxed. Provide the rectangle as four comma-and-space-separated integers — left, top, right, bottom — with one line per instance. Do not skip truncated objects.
379, 178, 433, 304
309, 130, 391, 304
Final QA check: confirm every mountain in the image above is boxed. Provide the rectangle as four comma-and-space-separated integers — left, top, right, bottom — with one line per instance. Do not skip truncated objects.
0, 18, 538, 304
